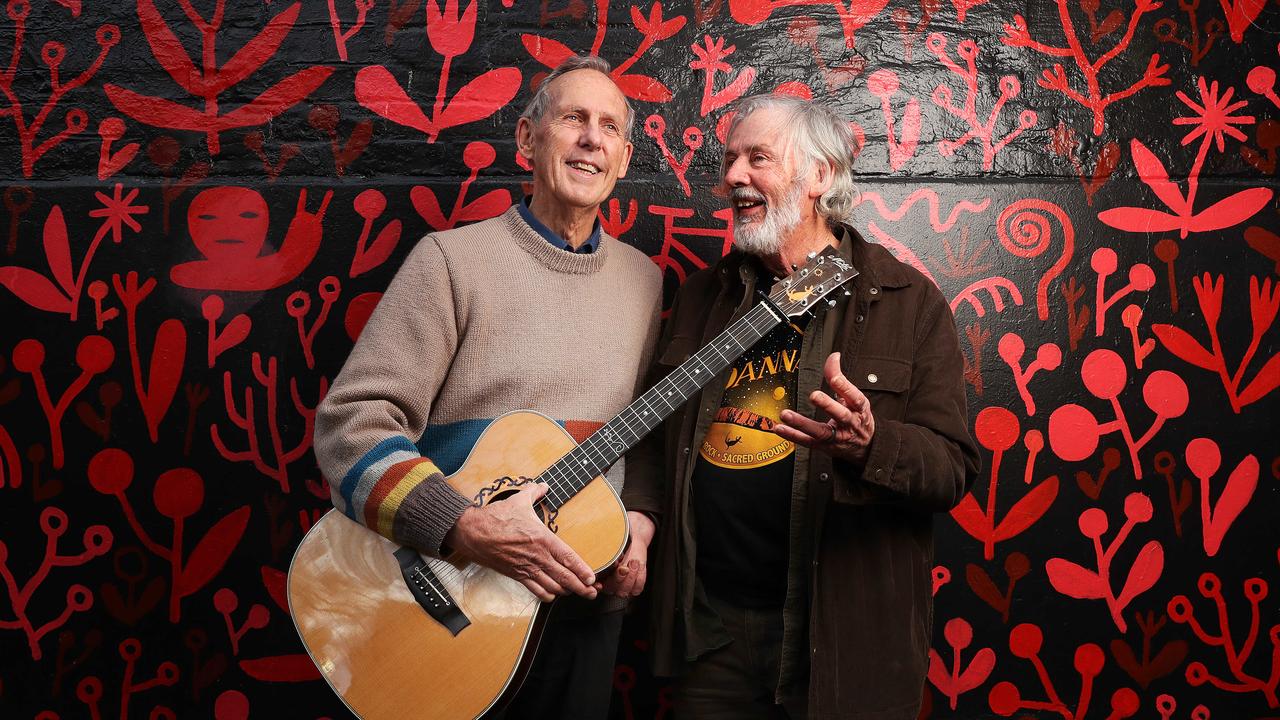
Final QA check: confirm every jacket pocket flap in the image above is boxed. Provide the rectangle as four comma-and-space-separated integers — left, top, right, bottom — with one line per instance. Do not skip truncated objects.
849, 355, 911, 393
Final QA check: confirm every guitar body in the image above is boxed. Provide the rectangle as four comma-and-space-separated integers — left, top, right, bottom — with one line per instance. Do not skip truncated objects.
288, 410, 629, 720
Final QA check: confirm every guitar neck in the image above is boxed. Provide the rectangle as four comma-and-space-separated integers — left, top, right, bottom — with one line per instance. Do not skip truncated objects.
538, 300, 785, 510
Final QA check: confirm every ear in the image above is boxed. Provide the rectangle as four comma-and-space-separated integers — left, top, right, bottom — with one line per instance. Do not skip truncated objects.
515, 117, 536, 163
808, 159, 834, 199
617, 140, 634, 178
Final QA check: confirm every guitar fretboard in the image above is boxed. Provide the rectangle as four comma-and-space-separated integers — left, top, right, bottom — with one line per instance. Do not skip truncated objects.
538, 299, 785, 510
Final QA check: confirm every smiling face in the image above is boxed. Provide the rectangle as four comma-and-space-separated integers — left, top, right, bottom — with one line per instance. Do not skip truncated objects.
188, 187, 270, 263
517, 69, 633, 215
722, 107, 819, 256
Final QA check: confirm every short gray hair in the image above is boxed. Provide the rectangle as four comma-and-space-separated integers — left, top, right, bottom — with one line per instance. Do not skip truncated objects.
724, 94, 859, 225
520, 55, 635, 139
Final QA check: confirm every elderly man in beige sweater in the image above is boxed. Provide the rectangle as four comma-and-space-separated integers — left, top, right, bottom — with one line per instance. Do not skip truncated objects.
314, 55, 661, 718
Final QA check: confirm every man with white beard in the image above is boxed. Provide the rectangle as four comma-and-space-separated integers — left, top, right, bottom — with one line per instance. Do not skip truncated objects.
623, 94, 980, 719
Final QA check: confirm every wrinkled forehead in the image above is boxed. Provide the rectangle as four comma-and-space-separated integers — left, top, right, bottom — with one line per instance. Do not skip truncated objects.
542, 68, 629, 120
723, 107, 798, 159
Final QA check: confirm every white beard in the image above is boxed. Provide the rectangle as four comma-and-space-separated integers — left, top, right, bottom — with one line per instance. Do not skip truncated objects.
731, 178, 806, 257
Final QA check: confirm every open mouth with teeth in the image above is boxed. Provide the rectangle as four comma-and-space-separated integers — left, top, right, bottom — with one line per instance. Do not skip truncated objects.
567, 160, 601, 175
733, 193, 767, 220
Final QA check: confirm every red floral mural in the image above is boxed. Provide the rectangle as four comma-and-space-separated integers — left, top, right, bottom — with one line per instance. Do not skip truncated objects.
0, 0, 1277, 717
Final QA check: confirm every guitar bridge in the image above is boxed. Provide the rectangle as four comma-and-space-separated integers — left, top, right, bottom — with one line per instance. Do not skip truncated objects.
394, 547, 471, 636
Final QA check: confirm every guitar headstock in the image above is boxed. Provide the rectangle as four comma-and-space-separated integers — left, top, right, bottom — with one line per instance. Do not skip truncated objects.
766, 247, 859, 318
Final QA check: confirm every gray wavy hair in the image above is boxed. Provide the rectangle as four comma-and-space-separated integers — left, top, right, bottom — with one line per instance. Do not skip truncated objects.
724, 94, 859, 225
519, 55, 635, 139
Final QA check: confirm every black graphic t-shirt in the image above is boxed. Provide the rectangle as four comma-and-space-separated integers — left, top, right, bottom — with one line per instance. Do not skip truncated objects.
691, 311, 808, 608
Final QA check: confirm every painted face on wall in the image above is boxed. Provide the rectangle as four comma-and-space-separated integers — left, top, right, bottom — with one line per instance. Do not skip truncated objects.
187, 187, 271, 264
721, 107, 815, 256
517, 69, 634, 212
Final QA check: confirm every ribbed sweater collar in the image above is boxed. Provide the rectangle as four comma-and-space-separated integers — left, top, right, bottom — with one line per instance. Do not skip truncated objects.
501, 206, 610, 275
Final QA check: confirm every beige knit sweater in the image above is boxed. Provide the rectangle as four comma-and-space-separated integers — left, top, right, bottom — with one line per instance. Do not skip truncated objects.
314, 207, 662, 554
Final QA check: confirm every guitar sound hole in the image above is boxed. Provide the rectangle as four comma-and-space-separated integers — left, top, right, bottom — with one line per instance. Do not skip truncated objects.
486, 488, 520, 504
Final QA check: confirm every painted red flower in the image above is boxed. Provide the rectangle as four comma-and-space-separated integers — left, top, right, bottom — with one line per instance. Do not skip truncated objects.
1173, 77, 1253, 152
89, 183, 149, 244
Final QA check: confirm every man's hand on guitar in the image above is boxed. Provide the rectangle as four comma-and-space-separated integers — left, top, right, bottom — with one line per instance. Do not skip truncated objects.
774, 352, 875, 464
444, 483, 598, 603
602, 511, 654, 599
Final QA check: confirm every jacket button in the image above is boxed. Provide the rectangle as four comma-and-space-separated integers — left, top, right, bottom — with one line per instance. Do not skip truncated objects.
874, 468, 884, 478
869, 287, 879, 295
855, 314, 865, 323
867, 373, 878, 383
818, 472, 829, 482
683, 447, 690, 455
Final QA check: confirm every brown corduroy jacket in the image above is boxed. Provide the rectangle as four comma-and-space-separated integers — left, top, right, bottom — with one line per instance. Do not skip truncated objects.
622, 225, 980, 720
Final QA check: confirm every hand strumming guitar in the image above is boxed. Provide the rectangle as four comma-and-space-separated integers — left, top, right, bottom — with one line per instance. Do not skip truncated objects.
443, 483, 598, 602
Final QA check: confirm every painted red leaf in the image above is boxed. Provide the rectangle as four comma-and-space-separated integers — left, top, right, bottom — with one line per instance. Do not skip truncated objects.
0, 266, 72, 313
1129, 139, 1185, 214
1203, 455, 1259, 556
239, 654, 321, 682
1151, 324, 1217, 370
351, 220, 402, 278
926, 649, 948, 689
1187, 187, 1274, 233
948, 494, 989, 539
456, 190, 513, 224
1045, 557, 1107, 599
992, 475, 1058, 542
613, 73, 673, 102
355, 66, 434, 135
176, 506, 251, 597
1115, 540, 1163, 607
210, 312, 252, 363
141, 318, 186, 442
409, 186, 448, 230
1222, 0, 1267, 42
1237, 353, 1280, 406
956, 647, 996, 691
437, 68, 523, 133
261, 566, 288, 612
965, 563, 1006, 613
632, 3, 686, 40
219, 66, 335, 129
1245, 225, 1280, 274
1111, 637, 1189, 688
521, 34, 575, 70
1097, 206, 1187, 233
43, 206, 74, 296
210, 3, 302, 96
104, 84, 212, 131
137, 0, 204, 96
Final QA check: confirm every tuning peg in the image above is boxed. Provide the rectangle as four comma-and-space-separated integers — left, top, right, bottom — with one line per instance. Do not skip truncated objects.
827, 299, 837, 307
843, 290, 851, 296
807, 251, 817, 259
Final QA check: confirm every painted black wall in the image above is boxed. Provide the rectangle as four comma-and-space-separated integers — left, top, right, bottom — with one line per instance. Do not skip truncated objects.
0, 0, 1277, 717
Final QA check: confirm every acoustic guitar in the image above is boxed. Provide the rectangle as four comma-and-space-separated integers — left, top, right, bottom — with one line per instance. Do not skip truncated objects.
287, 249, 857, 719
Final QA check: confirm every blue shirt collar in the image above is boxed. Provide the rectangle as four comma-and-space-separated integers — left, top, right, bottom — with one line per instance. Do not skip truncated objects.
517, 197, 601, 254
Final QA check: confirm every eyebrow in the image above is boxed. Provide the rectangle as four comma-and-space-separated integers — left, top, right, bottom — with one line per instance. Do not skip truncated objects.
726, 143, 774, 156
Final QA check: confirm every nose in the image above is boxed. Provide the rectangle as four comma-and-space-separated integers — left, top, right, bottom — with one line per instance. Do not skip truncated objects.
579, 119, 603, 150
723, 155, 749, 187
